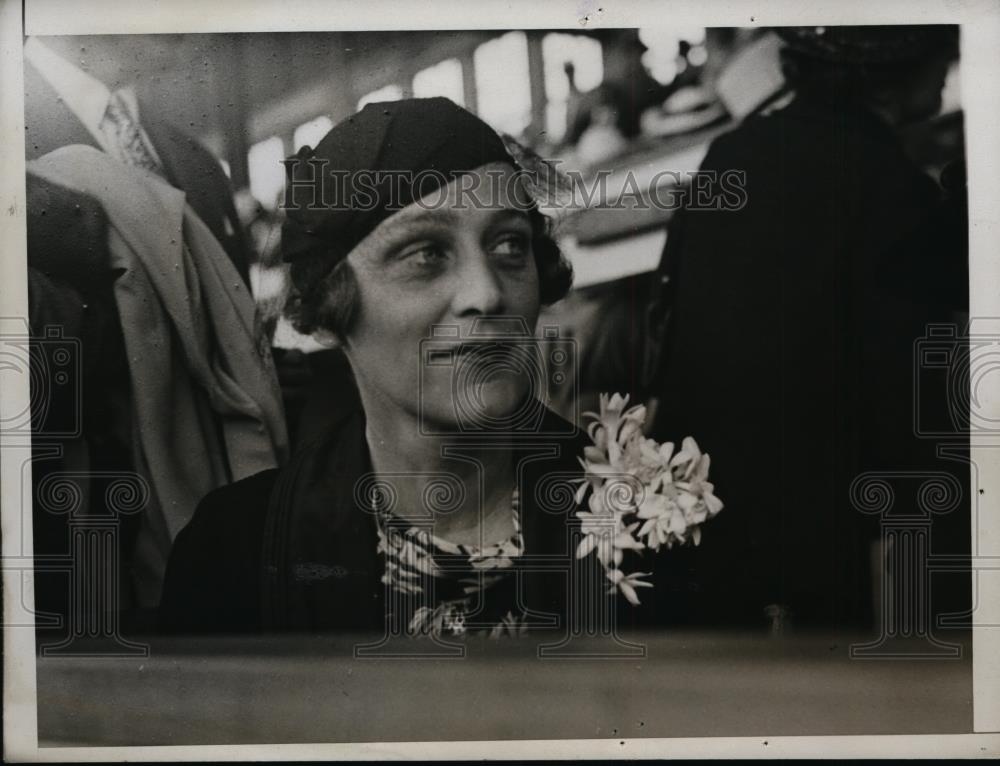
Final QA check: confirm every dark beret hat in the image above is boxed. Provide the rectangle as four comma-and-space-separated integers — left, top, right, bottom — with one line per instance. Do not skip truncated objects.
281, 97, 516, 263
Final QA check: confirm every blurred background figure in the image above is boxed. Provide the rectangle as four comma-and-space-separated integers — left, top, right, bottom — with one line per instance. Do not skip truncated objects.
563, 31, 669, 158
25, 35, 288, 633
562, 29, 713, 165
647, 25, 967, 629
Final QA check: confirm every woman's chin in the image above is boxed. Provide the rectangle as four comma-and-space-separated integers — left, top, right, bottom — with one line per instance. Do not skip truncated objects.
444, 378, 531, 429
475, 391, 523, 420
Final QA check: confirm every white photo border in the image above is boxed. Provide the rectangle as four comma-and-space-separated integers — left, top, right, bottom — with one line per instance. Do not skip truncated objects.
3, 0, 999, 760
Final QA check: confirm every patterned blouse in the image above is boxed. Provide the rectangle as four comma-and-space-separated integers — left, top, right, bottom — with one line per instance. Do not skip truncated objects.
374, 489, 529, 638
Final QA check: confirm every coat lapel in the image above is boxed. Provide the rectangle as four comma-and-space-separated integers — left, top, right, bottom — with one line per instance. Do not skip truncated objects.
261, 407, 384, 630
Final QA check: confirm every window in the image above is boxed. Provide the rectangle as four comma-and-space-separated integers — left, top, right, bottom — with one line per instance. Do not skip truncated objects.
473, 31, 532, 137
412, 58, 465, 106
293, 115, 334, 152
541, 32, 603, 142
357, 84, 404, 111
638, 27, 707, 85
247, 136, 286, 211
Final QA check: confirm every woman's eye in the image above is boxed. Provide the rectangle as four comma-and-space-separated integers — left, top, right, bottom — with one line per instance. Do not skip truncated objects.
491, 233, 530, 263
399, 244, 448, 270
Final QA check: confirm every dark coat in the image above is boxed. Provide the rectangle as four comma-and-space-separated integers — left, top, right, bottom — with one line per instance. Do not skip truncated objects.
159, 403, 679, 635
649, 94, 968, 628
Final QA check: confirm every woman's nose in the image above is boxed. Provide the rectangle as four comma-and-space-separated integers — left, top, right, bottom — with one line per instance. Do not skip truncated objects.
451, 248, 505, 317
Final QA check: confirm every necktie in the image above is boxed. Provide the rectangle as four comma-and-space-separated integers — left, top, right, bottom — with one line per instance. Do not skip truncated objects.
99, 90, 165, 177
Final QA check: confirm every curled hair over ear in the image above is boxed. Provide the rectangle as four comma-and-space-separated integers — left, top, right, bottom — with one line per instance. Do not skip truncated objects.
530, 208, 574, 306
285, 256, 361, 340
284, 208, 573, 341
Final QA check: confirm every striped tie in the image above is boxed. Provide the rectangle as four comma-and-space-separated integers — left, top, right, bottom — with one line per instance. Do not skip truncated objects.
100, 90, 165, 177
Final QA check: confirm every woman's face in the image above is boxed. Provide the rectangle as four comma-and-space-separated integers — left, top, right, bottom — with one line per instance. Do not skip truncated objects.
343, 162, 543, 433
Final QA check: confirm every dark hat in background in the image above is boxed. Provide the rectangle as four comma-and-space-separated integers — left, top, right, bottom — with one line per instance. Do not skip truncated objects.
281, 97, 515, 264
776, 25, 959, 65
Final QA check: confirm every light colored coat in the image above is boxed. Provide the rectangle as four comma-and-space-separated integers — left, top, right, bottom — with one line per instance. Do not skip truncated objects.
29, 145, 288, 606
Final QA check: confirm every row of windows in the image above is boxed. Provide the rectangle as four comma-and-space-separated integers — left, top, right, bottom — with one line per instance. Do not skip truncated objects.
247, 29, 703, 209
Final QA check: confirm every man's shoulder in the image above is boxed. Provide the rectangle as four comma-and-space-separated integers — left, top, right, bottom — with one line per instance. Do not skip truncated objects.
203, 466, 280, 510
180, 468, 281, 547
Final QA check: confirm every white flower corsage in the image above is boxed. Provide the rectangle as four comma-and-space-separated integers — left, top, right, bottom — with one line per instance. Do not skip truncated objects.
574, 393, 725, 606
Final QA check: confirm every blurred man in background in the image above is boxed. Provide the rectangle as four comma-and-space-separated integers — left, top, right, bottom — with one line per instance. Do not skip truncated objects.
564, 30, 681, 153
648, 26, 967, 630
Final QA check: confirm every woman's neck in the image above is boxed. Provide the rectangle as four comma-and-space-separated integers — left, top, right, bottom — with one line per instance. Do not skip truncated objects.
357, 383, 517, 545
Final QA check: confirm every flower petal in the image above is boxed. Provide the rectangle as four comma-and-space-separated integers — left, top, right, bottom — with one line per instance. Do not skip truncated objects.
614, 532, 645, 551
696, 453, 712, 480
705, 492, 724, 515
682, 436, 702, 460
619, 580, 641, 606
669, 449, 693, 469
636, 502, 662, 520
618, 419, 641, 445
608, 393, 629, 413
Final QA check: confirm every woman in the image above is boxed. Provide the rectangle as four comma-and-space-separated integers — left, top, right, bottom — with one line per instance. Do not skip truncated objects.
159, 98, 607, 637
